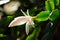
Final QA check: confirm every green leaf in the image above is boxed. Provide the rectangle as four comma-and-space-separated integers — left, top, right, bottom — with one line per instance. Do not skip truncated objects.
45, 0, 55, 12
26, 36, 37, 40
49, 9, 59, 21
50, 0, 54, 2
36, 11, 50, 22
49, 1, 55, 10
45, 1, 51, 12
49, 0, 55, 10
54, 0, 59, 6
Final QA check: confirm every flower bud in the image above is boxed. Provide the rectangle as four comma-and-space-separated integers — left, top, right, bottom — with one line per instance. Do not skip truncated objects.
4, 1, 20, 15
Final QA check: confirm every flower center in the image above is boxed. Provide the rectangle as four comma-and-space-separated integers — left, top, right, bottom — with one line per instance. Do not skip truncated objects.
25, 16, 32, 21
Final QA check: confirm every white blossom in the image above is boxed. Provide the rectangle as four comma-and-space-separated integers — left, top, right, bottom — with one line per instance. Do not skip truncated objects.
0, 0, 10, 5
4, 1, 20, 15
8, 9, 35, 35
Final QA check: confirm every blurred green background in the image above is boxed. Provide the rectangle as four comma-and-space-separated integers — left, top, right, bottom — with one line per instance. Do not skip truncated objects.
0, 0, 60, 40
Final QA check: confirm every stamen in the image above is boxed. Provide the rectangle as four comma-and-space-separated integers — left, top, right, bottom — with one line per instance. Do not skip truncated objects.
27, 9, 29, 16
21, 9, 27, 16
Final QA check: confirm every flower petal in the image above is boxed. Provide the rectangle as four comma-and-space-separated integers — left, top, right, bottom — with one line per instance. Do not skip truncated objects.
0, 0, 10, 5
26, 22, 30, 35
21, 9, 27, 16
27, 9, 29, 16
8, 16, 27, 27
29, 20, 35, 28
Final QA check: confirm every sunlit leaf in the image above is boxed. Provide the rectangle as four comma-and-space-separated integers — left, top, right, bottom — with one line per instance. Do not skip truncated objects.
36, 11, 50, 22
45, 1, 51, 12
49, 1, 55, 10
45, 0, 55, 12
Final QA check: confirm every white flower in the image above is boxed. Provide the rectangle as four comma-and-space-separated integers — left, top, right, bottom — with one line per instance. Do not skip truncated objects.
4, 1, 20, 15
0, 0, 10, 5
8, 9, 35, 35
